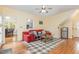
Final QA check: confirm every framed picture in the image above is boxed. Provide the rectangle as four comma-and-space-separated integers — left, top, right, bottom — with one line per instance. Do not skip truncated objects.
39, 21, 43, 25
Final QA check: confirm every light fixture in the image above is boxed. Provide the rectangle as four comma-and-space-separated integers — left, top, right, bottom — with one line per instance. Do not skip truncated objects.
41, 9, 46, 13
42, 5, 45, 9
40, 5, 48, 14
27, 19, 31, 22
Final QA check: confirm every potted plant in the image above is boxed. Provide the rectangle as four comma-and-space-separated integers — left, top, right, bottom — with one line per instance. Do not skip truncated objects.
42, 34, 49, 43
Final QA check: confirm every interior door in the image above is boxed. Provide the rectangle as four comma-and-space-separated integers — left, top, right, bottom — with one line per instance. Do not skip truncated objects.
61, 27, 68, 39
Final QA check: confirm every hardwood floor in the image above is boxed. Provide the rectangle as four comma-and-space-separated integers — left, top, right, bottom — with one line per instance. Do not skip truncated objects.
48, 38, 79, 54
2, 42, 28, 54
5, 36, 13, 43
2, 37, 79, 54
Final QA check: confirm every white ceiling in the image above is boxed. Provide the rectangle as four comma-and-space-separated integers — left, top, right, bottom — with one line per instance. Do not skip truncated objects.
6, 5, 79, 16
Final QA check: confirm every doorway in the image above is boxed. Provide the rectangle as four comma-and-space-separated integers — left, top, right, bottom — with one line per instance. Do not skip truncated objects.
61, 27, 68, 39
4, 16, 16, 44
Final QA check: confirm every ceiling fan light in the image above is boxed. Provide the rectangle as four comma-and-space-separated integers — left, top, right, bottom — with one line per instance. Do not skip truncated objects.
42, 5, 45, 9
41, 10, 46, 13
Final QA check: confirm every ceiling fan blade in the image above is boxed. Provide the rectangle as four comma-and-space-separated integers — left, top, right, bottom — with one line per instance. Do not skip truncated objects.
48, 8, 52, 10
35, 8, 40, 10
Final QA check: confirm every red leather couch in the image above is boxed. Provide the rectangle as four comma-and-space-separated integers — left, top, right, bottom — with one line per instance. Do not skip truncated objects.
22, 29, 44, 43
22, 29, 52, 43
23, 32, 35, 43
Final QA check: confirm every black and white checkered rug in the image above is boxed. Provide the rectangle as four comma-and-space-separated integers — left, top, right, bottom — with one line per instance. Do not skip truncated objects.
23, 38, 64, 54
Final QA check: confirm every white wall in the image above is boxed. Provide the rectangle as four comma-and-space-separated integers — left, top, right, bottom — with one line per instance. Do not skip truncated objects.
45, 10, 74, 38
2, 6, 41, 41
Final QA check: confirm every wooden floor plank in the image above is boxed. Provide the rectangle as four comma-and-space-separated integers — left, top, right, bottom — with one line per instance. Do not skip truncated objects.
48, 38, 79, 54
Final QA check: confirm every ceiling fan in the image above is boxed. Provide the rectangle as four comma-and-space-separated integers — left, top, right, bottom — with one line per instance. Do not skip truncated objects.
35, 5, 52, 14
